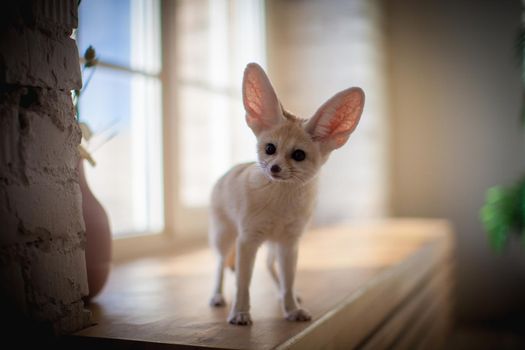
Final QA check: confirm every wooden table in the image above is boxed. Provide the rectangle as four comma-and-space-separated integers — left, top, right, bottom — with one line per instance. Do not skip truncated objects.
71, 219, 453, 349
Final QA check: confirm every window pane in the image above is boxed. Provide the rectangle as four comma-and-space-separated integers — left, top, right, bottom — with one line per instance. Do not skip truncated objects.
78, 0, 131, 68
78, 0, 163, 236
175, 0, 265, 208
78, 0, 161, 74
80, 70, 163, 236
178, 86, 232, 206
175, 0, 211, 84
78, 67, 130, 135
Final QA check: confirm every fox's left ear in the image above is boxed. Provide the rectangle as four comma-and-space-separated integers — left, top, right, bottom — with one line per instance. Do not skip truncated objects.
306, 87, 365, 153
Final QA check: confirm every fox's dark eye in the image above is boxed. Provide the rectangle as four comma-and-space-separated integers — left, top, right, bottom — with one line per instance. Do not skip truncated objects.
265, 143, 276, 155
292, 149, 306, 161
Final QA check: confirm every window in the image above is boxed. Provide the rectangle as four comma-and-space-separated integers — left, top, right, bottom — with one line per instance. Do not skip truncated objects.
163, 0, 266, 240
77, 0, 163, 236
77, 0, 266, 239
164, 0, 266, 236
174, 0, 266, 208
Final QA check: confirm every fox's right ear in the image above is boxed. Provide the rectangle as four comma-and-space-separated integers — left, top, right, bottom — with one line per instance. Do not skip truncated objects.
242, 63, 283, 136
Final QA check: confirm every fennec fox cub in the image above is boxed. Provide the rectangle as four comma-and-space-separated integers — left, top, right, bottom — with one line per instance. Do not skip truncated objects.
209, 63, 364, 325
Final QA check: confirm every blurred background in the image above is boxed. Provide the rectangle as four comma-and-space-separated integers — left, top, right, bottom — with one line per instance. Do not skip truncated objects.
75, 0, 525, 345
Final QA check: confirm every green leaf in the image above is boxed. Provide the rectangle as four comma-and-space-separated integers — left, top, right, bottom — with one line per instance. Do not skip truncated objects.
485, 186, 506, 204
481, 175, 525, 252
481, 186, 514, 251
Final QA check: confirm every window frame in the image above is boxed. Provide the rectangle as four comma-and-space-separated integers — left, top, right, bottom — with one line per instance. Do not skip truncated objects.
75, 0, 174, 260
80, 0, 266, 261
113, 0, 210, 261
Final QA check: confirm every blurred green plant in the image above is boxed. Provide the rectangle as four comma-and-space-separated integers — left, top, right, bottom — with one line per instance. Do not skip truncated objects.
480, 178, 525, 251
480, 17, 525, 251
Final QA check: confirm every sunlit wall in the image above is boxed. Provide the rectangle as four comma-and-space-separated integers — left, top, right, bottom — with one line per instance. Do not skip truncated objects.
267, 0, 390, 225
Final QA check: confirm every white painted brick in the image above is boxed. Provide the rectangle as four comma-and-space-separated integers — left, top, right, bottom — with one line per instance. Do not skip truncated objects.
29, 244, 88, 307
0, 0, 89, 336
0, 27, 81, 90
0, 188, 19, 247
0, 88, 24, 184
7, 181, 84, 240
56, 301, 88, 334
0, 87, 81, 184
33, 0, 79, 30
0, 262, 27, 314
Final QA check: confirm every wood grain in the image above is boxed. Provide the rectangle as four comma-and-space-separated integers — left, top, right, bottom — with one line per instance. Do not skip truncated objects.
359, 263, 452, 349
70, 219, 453, 349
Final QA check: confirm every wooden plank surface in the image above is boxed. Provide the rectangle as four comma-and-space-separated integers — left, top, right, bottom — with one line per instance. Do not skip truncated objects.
359, 263, 452, 350
280, 223, 452, 350
72, 219, 453, 349
390, 264, 453, 350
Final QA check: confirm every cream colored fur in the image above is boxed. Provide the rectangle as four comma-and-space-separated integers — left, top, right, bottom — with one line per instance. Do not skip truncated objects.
209, 63, 364, 325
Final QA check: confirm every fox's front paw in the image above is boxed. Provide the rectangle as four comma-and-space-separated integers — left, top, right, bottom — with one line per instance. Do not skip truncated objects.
228, 311, 252, 326
285, 308, 311, 322
209, 294, 226, 307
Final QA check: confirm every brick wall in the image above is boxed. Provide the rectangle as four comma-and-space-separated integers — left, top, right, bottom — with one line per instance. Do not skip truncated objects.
0, 0, 89, 337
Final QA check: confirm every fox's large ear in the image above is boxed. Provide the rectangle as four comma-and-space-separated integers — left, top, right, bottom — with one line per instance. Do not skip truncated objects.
242, 63, 283, 136
306, 87, 364, 153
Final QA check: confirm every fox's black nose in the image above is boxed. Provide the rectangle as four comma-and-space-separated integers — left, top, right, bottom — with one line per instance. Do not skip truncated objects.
270, 164, 281, 173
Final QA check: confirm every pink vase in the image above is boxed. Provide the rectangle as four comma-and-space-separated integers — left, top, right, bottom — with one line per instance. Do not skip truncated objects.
78, 160, 112, 300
